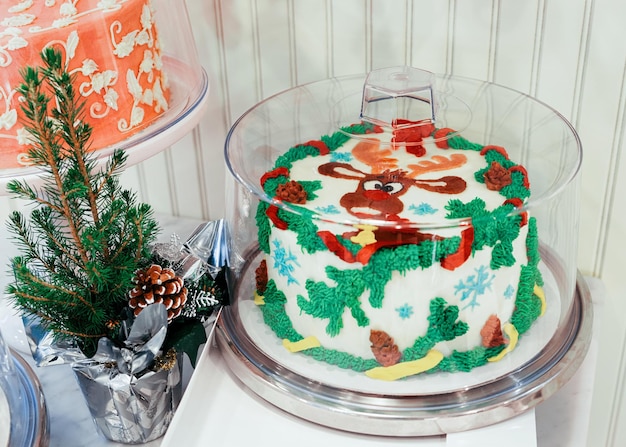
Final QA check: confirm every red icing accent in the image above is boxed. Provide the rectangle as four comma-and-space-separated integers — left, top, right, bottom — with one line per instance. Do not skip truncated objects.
520, 212, 528, 227
391, 119, 434, 157
441, 227, 474, 270
509, 165, 530, 188
346, 226, 444, 265
260, 167, 290, 187
317, 231, 357, 263
365, 125, 385, 134
504, 198, 523, 208
480, 145, 509, 160
405, 144, 426, 157
363, 189, 391, 201
303, 140, 330, 155
504, 198, 528, 227
393, 119, 435, 136
320, 224, 477, 267
433, 128, 455, 148
266, 205, 288, 230
355, 244, 379, 264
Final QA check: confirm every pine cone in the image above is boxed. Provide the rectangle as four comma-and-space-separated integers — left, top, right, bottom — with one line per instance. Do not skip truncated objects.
129, 264, 188, 321
276, 180, 307, 204
483, 161, 512, 191
480, 314, 506, 347
370, 329, 402, 366
255, 259, 268, 294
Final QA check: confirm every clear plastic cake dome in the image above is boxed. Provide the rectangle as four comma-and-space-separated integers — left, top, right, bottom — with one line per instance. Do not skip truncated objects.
222, 66, 591, 436
0, 0, 209, 189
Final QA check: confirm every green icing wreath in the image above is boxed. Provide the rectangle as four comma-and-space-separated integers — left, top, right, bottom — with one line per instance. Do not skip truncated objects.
254, 125, 544, 376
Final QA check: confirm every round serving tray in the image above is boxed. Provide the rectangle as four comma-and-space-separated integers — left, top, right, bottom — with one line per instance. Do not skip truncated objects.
0, 56, 209, 195
216, 247, 593, 436
1, 349, 49, 447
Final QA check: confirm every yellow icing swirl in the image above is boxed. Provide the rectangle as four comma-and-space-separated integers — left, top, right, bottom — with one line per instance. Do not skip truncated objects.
253, 291, 265, 305
487, 323, 519, 362
365, 349, 444, 381
534, 284, 546, 316
282, 336, 321, 352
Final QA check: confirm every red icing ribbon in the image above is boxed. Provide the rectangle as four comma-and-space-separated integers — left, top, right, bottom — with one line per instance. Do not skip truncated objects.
509, 165, 530, 188
260, 167, 290, 187
391, 119, 434, 157
480, 145, 509, 159
433, 128, 456, 148
302, 140, 329, 156
266, 205, 288, 230
504, 198, 523, 208
441, 227, 475, 271
355, 244, 379, 264
504, 198, 528, 227
317, 231, 357, 263
365, 125, 384, 134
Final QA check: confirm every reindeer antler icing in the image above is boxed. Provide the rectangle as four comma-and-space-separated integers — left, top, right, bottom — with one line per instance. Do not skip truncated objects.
407, 153, 468, 178
352, 139, 398, 173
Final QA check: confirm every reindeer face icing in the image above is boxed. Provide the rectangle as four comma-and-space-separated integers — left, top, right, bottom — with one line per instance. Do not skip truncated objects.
318, 138, 467, 220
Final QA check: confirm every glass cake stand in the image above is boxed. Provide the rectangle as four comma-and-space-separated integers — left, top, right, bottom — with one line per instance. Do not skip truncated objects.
221, 67, 588, 435
0, 57, 209, 195
0, 0, 209, 195
216, 247, 591, 436
0, 331, 48, 447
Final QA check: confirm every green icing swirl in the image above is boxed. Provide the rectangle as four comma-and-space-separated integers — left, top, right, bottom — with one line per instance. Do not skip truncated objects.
255, 124, 543, 377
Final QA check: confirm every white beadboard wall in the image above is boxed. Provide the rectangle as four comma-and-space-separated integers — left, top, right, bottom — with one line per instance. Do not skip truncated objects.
0, 0, 624, 444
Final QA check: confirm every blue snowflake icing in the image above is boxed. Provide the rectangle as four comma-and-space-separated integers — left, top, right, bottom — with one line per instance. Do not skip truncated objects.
271, 240, 300, 285
408, 202, 438, 215
315, 204, 341, 214
454, 265, 495, 310
504, 284, 515, 300
330, 152, 352, 163
396, 303, 414, 320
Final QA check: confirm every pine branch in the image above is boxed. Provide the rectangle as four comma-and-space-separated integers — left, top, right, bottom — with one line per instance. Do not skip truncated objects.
17, 64, 92, 273
6, 48, 159, 357
11, 289, 78, 308
32, 313, 106, 340
41, 50, 102, 231
30, 208, 84, 270
95, 151, 127, 197
10, 262, 97, 313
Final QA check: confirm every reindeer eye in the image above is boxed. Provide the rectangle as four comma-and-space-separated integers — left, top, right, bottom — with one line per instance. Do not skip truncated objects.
363, 180, 384, 191
383, 182, 404, 194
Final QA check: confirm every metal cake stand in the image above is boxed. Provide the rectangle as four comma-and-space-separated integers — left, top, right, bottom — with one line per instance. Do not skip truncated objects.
215, 245, 593, 437
1, 349, 49, 446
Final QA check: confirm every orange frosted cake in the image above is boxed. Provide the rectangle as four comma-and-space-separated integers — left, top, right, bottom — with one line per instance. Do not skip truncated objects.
0, 0, 170, 169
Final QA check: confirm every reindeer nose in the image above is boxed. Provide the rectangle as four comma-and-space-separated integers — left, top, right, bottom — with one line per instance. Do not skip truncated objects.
364, 189, 391, 201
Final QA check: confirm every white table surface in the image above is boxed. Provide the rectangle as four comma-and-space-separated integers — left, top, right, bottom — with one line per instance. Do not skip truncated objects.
161, 275, 601, 447
0, 215, 602, 447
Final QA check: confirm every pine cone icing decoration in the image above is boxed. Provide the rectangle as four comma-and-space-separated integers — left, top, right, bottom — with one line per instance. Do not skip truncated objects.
255, 259, 268, 294
276, 180, 307, 204
129, 264, 188, 321
480, 314, 506, 347
483, 161, 512, 191
370, 329, 402, 366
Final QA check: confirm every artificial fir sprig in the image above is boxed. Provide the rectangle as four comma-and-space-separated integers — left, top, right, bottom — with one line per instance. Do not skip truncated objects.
5, 48, 159, 357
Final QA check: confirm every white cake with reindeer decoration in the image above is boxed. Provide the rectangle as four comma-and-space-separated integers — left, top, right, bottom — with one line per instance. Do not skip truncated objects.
253, 119, 546, 380
0, 0, 169, 170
